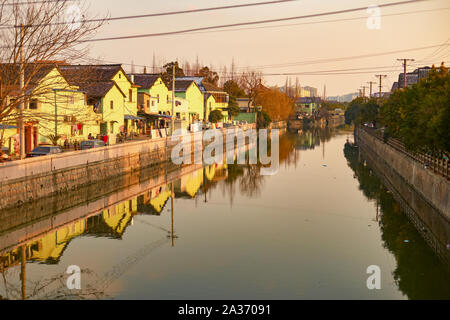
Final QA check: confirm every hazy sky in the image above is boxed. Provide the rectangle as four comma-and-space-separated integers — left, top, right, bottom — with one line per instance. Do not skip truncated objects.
83, 0, 450, 96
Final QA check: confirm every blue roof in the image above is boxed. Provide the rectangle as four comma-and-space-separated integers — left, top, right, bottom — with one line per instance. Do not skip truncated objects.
176, 77, 206, 93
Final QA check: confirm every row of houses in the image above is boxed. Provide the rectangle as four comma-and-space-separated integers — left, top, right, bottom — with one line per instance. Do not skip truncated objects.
0, 63, 230, 155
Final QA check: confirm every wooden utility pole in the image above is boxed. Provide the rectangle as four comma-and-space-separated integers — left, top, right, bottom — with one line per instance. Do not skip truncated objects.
367, 81, 377, 98
19, 24, 25, 159
397, 58, 415, 89
171, 63, 175, 134
375, 74, 387, 98
21, 246, 26, 300
360, 86, 368, 100
171, 182, 175, 247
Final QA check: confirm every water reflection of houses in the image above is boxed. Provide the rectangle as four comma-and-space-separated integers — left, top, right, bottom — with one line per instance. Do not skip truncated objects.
0, 199, 138, 269
0, 164, 230, 272
137, 185, 172, 216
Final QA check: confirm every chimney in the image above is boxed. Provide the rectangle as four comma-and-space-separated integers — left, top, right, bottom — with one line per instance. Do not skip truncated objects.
144, 66, 147, 74
131, 74, 135, 83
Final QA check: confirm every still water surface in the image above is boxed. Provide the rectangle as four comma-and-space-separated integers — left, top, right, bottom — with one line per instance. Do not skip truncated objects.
1, 128, 449, 300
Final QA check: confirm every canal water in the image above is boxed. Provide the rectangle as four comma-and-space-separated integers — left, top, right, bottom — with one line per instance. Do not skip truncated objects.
1, 128, 449, 300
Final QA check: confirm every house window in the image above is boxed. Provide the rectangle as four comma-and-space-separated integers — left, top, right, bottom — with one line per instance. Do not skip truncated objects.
166, 95, 169, 103
152, 101, 155, 107
110, 101, 114, 110
147, 101, 150, 109
29, 99, 38, 110
129, 89, 133, 102
157, 94, 160, 103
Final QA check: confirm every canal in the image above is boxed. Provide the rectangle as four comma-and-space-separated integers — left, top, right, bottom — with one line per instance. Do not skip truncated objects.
0, 128, 449, 300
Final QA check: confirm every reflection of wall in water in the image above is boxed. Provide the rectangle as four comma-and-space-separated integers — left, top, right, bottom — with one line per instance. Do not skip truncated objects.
356, 143, 450, 268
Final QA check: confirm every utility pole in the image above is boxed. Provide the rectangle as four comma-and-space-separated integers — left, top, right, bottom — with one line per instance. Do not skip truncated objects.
171, 182, 175, 247
19, 24, 25, 159
375, 74, 387, 98
367, 81, 377, 98
360, 86, 368, 100
397, 58, 415, 89
171, 63, 175, 135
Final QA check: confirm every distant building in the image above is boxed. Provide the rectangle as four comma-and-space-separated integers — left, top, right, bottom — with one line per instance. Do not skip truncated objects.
236, 98, 253, 113
279, 85, 318, 98
303, 86, 318, 97
326, 93, 359, 103
392, 66, 433, 92
295, 97, 322, 116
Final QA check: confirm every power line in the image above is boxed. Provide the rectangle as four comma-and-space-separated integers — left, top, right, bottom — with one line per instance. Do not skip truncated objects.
0, 0, 297, 28
78, 0, 429, 43
79, 42, 446, 80
183, 6, 449, 37
241, 44, 446, 70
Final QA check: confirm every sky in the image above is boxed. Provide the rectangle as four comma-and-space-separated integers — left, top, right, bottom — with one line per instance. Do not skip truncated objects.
82, 0, 450, 96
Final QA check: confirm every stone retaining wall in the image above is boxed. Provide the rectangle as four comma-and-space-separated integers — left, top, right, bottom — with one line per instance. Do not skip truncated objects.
0, 126, 256, 210
356, 128, 449, 220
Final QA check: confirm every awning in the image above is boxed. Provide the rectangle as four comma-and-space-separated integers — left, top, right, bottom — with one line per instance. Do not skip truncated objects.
138, 113, 172, 119
125, 115, 144, 120
0, 124, 18, 129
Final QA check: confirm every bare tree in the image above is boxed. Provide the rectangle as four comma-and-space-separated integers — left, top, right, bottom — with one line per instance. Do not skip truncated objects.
239, 70, 263, 109
0, 0, 104, 150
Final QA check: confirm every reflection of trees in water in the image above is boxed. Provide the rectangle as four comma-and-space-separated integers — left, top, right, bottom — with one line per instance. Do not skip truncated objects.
0, 266, 106, 300
206, 129, 341, 201
205, 164, 265, 200
239, 165, 265, 198
344, 142, 450, 299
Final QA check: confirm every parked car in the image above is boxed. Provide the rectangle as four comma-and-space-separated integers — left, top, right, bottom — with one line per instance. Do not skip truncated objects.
26, 146, 63, 158
80, 140, 106, 150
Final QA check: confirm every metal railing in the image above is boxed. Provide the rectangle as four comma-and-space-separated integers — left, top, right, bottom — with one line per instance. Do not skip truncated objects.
360, 126, 449, 180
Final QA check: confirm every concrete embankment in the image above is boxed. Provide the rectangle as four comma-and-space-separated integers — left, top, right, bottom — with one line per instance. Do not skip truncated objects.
355, 128, 449, 221
0, 125, 255, 210
357, 138, 450, 267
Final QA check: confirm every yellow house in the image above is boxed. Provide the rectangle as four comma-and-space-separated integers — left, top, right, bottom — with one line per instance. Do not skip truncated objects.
133, 74, 171, 114
2, 64, 101, 152
132, 73, 173, 132
176, 77, 229, 123
60, 64, 140, 143
203, 82, 229, 122
172, 80, 204, 123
